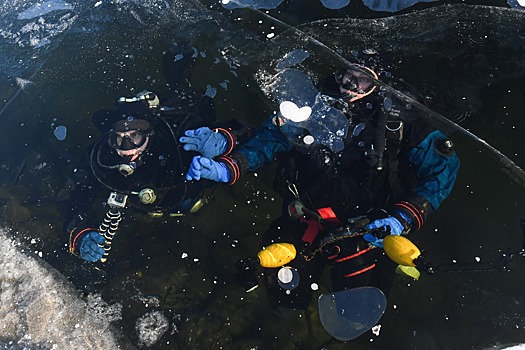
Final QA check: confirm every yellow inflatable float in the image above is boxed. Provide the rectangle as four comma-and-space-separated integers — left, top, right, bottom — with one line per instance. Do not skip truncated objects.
383, 235, 421, 267
383, 235, 422, 280
257, 243, 297, 268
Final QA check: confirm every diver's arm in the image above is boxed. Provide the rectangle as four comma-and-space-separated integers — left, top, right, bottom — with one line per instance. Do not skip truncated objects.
217, 117, 292, 184
211, 119, 254, 156
393, 130, 460, 232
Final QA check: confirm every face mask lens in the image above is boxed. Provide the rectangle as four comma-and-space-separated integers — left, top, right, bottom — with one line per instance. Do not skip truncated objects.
335, 66, 378, 100
127, 130, 144, 144
341, 73, 359, 92
108, 130, 146, 149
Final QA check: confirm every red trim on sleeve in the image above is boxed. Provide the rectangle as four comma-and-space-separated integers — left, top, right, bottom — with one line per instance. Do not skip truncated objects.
217, 156, 240, 184
214, 127, 235, 156
69, 227, 95, 254
394, 201, 424, 230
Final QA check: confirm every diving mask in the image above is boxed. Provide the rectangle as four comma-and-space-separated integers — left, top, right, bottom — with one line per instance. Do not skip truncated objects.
335, 65, 378, 102
108, 118, 152, 151
108, 129, 148, 150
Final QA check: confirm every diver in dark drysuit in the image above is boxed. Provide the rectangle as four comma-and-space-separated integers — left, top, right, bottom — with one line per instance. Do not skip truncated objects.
57, 48, 252, 263
181, 49, 460, 310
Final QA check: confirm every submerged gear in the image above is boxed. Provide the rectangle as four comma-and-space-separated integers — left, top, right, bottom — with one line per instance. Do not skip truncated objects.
217, 87, 459, 234
117, 90, 160, 109
88, 97, 204, 214
94, 134, 147, 177
318, 287, 387, 342
138, 188, 156, 204
257, 242, 297, 268
98, 207, 123, 263
383, 235, 420, 267
277, 267, 300, 290
211, 55, 459, 310
57, 85, 253, 242
58, 47, 254, 261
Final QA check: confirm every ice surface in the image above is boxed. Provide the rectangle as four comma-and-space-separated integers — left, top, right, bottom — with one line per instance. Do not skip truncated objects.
220, 0, 436, 11
135, 311, 169, 347
275, 49, 310, 70
507, 0, 525, 8
361, 0, 437, 12
320, 0, 351, 10
221, 0, 285, 10
0, 229, 124, 349
17, 0, 74, 20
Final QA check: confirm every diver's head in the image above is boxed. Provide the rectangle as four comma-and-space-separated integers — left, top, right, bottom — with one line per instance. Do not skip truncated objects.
107, 118, 153, 175
333, 48, 390, 102
335, 65, 378, 102
108, 119, 152, 158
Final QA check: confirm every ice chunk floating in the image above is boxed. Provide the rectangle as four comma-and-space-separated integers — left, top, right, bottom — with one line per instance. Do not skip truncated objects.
17, 0, 74, 20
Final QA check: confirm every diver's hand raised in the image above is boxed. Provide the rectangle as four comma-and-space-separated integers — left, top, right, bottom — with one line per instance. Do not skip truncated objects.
180, 127, 227, 158
186, 156, 230, 183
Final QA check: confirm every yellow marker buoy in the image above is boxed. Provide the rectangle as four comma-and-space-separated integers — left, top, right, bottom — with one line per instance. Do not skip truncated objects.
383, 235, 421, 267
257, 243, 297, 268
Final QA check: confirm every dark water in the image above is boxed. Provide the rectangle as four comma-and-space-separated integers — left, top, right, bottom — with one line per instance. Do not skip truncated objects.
1, 0, 525, 349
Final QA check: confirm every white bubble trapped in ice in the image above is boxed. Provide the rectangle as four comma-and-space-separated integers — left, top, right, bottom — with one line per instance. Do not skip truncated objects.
303, 135, 315, 145
279, 101, 312, 122
54, 125, 67, 141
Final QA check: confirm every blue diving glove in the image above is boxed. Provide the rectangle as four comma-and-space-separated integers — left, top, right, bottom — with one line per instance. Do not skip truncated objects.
363, 216, 405, 248
78, 231, 105, 262
179, 127, 228, 158
186, 155, 230, 183
366, 216, 405, 235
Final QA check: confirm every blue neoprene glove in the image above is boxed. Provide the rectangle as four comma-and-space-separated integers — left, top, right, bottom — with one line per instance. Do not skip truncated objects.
179, 127, 228, 158
363, 217, 404, 248
186, 155, 230, 182
367, 216, 405, 235
78, 231, 105, 262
